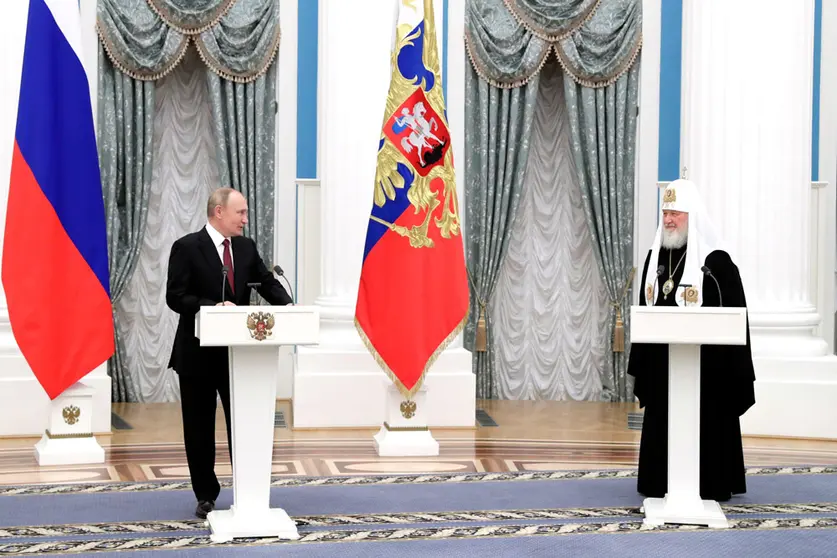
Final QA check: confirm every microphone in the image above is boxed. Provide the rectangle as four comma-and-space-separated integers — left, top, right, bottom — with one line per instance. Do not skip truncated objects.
701, 265, 723, 307
273, 265, 296, 304
220, 265, 229, 304
650, 265, 664, 305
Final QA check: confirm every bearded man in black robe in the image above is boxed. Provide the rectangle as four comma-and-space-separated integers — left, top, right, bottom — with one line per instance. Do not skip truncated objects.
627, 178, 756, 502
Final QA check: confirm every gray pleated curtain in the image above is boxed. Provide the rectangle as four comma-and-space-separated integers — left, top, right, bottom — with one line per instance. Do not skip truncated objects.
464, 0, 642, 401
96, 0, 281, 401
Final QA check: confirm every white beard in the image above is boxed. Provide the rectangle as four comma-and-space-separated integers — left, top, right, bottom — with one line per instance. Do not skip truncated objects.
661, 227, 687, 249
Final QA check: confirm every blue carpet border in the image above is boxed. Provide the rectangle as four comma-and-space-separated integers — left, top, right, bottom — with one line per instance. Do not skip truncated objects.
1, 470, 837, 555
1, 516, 836, 555
1, 465, 834, 496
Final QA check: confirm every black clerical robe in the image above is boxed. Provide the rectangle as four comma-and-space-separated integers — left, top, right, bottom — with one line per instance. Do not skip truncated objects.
627, 245, 756, 501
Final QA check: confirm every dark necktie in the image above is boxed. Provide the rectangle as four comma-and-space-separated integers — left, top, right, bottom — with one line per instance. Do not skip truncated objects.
222, 239, 235, 294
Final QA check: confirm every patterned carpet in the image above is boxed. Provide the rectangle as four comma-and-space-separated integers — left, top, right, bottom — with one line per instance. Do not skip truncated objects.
2, 466, 837, 556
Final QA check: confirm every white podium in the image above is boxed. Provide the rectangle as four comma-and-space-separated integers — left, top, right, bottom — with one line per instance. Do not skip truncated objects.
630, 305, 747, 529
195, 305, 320, 542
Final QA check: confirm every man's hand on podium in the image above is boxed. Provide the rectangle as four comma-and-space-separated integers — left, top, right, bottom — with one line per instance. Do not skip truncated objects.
216, 301, 236, 306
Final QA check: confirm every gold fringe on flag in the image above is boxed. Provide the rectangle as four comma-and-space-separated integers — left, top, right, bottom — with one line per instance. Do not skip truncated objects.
354, 312, 468, 400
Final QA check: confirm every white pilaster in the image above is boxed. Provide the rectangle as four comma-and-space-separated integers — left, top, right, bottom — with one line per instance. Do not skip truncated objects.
680, 0, 837, 438
0, 0, 111, 438
635, 0, 662, 301
274, 0, 298, 399
293, 0, 474, 428
820, 0, 837, 355
311, 0, 390, 345
447, 0, 466, 350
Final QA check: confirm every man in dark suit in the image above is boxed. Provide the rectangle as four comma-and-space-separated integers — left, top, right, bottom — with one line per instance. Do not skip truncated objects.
166, 187, 292, 518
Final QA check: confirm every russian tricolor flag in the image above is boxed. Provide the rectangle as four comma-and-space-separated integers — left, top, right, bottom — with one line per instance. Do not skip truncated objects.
1, 0, 114, 400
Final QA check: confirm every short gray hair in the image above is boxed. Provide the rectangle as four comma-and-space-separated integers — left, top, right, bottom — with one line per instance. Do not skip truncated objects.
206, 187, 237, 218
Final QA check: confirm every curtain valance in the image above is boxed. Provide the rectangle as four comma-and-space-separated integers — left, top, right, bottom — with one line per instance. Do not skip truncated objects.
97, 0, 280, 83
465, 0, 641, 88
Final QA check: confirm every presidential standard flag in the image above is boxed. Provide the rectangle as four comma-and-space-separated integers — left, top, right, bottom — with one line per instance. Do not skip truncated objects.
2, 0, 114, 399
354, 0, 469, 399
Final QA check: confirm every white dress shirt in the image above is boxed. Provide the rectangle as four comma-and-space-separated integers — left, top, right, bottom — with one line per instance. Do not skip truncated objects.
205, 223, 233, 267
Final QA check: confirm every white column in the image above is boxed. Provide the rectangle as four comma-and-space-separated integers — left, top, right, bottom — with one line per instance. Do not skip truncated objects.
311, 0, 391, 347
293, 0, 473, 428
680, 0, 837, 438
681, 0, 826, 357
312, 0, 450, 347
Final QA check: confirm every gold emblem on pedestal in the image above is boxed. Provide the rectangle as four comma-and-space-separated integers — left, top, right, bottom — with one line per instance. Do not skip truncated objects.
62, 405, 80, 425
400, 400, 416, 419
247, 312, 275, 341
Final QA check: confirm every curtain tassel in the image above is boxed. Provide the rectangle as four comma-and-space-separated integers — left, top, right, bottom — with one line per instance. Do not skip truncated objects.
612, 306, 625, 353
611, 267, 636, 354
475, 303, 487, 352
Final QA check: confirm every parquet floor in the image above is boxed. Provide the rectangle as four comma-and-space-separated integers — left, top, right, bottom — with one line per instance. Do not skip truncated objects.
0, 400, 834, 485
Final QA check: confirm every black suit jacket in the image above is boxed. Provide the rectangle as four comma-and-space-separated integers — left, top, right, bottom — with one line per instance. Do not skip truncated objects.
165, 228, 293, 375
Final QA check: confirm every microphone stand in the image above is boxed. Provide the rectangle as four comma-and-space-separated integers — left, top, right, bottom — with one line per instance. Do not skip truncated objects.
221, 265, 229, 304
701, 266, 723, 307
273, 265, 296, 304
650, 265, 664, 306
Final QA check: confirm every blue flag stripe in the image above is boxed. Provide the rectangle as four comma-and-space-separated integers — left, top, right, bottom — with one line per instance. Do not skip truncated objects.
15, 0, 110, 296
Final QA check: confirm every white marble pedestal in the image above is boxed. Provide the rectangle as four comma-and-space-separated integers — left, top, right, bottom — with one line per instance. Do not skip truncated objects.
374, 384, 439, 457
34, 382, 105, 466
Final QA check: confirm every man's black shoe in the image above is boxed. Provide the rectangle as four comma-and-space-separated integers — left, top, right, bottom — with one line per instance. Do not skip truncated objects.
195, 499, 215, 519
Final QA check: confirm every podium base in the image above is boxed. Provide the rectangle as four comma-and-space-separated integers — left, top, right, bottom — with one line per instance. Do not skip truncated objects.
207, 507, 300, 542
34, 434, 104, 466
373, 426, 439, 457
642, 496, 729, 528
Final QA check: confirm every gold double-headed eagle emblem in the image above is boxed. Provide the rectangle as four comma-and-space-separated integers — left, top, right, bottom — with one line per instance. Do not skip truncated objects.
62, 405, 80, 425
247, 312, 275, 341
369, 7, 461, 249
